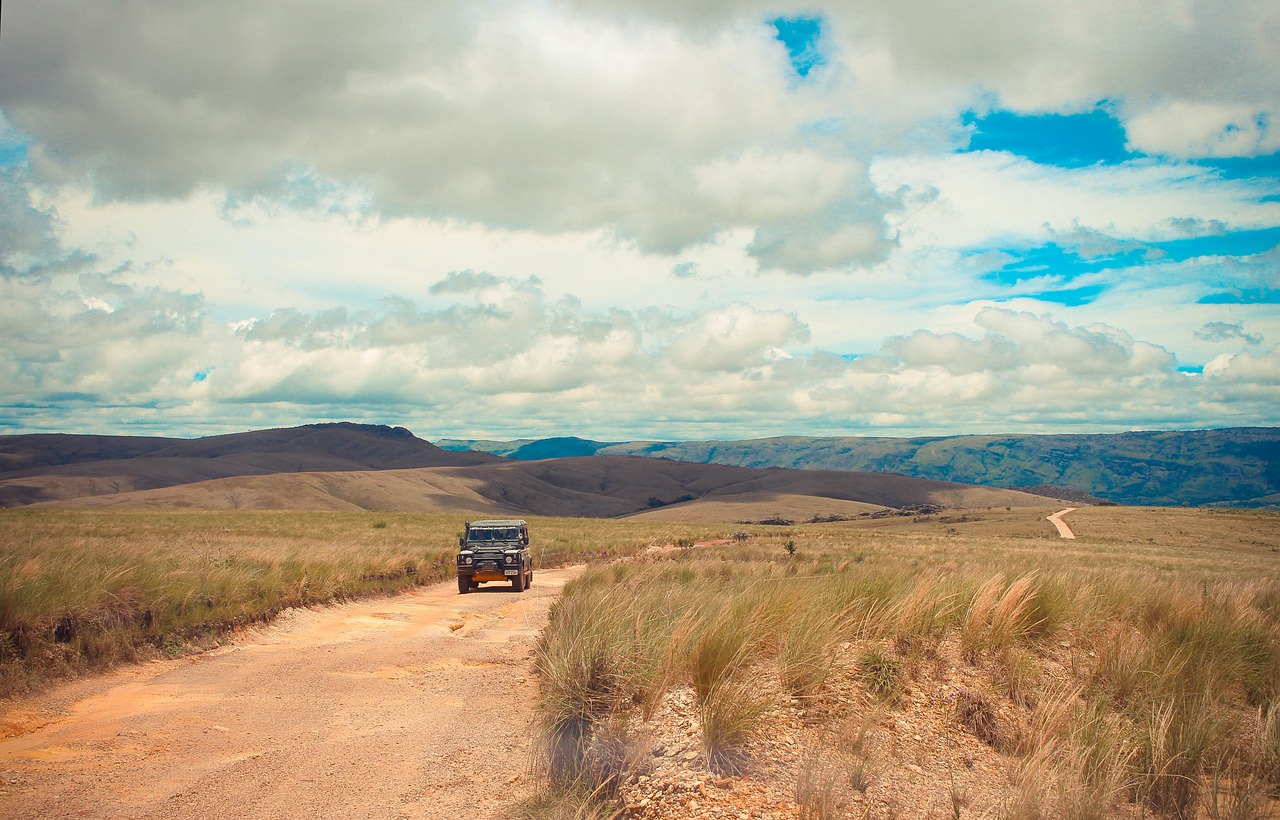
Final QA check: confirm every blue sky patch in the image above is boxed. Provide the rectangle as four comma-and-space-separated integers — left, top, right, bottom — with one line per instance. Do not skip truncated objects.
963, 107, 1134, 168
1200, 151, 1280, 181
1157, 226, 1280, 260
0, 139, 28, 167
983, 226, 1280, 288
1018, 284, 1108, 306
983, 242, 1144, 286
1197, 288, 1280, 304
772, 16, 825, 77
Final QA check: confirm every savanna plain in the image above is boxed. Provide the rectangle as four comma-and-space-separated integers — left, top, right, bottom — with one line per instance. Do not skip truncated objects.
3, 505, 1279, 819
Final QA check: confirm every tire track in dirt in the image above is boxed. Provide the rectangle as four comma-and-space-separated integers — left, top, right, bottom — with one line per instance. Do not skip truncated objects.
0, 567, 581, 819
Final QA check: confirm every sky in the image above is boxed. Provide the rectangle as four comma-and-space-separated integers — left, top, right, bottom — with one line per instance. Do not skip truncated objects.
0, 0, 1277, 442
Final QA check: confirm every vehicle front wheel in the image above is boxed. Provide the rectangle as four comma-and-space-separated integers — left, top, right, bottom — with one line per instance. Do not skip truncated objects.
511, 570, 525, 592
457, 575, 469, 594
526, 570, 533, 588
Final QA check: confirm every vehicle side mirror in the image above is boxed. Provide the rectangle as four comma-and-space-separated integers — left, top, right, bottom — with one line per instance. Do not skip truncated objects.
459, 536, 465, 548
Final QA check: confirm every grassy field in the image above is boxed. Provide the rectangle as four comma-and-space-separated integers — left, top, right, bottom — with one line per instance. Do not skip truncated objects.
6, 504, 1280, 817
528, 506, 1280, 819
0, 508, 727, 695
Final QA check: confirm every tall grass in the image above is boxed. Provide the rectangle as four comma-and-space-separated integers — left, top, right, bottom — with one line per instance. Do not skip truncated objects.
10, 505, 1280, 818
0, 509, 684, 695
1259, 697, 1280, 793
1134, 693, 1235, 818
529, 511, 1280, 818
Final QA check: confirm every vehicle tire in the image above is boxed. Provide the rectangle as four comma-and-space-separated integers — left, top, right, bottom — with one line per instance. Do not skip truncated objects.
511, 570, 525, 592
526, 570, 533, 588
457, 575, 469, 594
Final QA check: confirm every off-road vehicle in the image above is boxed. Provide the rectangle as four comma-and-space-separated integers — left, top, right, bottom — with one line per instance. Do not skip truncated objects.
456, 519, 533, 594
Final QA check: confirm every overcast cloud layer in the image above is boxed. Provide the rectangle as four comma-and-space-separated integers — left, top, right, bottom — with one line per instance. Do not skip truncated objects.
1, 1, 1277, 439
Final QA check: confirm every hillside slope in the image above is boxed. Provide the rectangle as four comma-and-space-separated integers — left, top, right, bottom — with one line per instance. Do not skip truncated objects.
0, 423, 498, 507
34, 456, 1056, 518
443, 428, 1280, 507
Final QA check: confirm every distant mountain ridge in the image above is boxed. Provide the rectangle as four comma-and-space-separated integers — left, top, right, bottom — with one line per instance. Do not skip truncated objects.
438, 428, 1280, 507
0, 424, 1058, 517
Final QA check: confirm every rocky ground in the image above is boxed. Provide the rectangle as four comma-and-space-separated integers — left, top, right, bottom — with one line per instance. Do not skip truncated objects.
604, 636, 1145, 819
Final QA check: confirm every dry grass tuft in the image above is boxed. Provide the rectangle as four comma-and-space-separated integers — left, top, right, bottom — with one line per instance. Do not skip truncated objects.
1258, 698, 1280, 793
1135, 693, 1235, 818
888, 571, 960, 655
952, 686, 1002, 748
857, 647, 904, 702
962, 573, 1006, 661
795, 747, 849, 819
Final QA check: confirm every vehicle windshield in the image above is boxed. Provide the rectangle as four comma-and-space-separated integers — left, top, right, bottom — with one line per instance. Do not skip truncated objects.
468, 528, 518, 542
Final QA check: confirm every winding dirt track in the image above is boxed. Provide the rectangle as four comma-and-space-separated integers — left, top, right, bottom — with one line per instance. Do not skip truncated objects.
1, 568, 581, 819
1047, 507, 1078, 539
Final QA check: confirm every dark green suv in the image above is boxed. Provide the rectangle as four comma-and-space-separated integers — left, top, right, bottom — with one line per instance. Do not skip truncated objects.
456, 519, 533, 594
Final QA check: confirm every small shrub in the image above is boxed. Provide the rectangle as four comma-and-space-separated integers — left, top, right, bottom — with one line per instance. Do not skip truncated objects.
858, 648, 904, 701
952, 687, 1002, 748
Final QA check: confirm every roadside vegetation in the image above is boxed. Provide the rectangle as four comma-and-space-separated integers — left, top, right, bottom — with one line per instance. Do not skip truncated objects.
5, 504, 1279, 817
0, 509, 719, 696
528, 506, 1280, 818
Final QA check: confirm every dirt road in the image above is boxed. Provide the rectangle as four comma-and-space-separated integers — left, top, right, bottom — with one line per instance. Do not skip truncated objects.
1, 568, 580, 819
1047, 507, 1078, 539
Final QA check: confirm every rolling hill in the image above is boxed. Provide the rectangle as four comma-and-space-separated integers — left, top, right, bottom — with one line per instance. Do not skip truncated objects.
1, 424, 1060, 519
27, 456, 1055, 519
0, 423, 498, 507
438, 428, 1280, 507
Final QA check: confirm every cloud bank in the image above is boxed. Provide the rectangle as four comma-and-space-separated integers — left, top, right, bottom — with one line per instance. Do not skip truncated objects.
0, 1, 1276, 437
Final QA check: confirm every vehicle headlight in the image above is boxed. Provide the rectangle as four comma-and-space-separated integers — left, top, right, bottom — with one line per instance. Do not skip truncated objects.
505, 554, 517, 564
